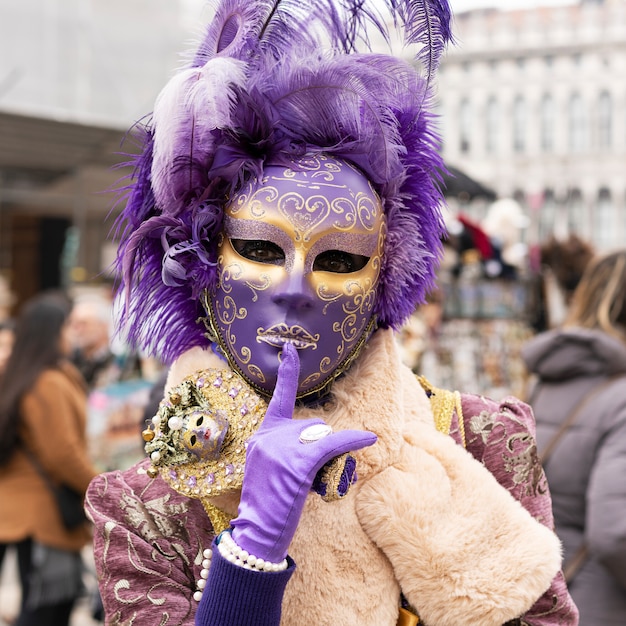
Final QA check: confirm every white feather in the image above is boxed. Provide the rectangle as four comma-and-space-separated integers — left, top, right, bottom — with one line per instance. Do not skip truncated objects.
151, 57, 248, 208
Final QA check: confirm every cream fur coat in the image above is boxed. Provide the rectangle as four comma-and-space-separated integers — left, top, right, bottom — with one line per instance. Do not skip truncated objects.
162, 329, 563, 626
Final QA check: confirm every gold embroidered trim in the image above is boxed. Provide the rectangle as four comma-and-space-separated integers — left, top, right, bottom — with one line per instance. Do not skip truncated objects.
416, 375, 466, 449
454, 389, 466, 448
143, 368, 268, 531
201, 499, 233, 535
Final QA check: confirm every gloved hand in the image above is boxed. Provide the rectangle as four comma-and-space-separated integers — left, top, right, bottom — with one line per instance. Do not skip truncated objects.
230, 342, 377, 564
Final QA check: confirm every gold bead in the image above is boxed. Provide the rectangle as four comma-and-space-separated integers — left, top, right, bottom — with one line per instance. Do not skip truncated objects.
147, 466, 158, 479
142, 428, 155, 442
169, 392, 182, 405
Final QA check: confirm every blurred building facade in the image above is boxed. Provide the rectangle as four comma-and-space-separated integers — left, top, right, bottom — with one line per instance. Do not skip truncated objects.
439, 0, 626, 251
1, 0, 624, 317
0, 0, 204, 314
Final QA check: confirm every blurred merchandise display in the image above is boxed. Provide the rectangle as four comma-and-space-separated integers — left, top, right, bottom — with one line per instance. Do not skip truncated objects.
418, 317, 534, 401
399, 200, 536, 400
86, 378, 153, 473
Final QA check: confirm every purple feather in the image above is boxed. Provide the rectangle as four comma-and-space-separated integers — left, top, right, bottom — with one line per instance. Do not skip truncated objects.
113, 0, 453, 363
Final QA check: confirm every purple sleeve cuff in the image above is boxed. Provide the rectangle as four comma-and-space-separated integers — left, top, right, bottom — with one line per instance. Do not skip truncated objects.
195, 541, 295, 626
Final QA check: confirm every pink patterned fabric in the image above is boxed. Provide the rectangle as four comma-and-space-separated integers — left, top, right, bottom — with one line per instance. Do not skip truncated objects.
452, 393, 579, 625
86, 462, 208, 625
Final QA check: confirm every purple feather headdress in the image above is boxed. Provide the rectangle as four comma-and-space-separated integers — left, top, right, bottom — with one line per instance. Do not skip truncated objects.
115, 0, 454, 363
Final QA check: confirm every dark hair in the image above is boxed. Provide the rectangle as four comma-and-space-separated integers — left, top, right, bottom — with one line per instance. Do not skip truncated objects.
0, 291, 72, 464
540, 234, 595, 303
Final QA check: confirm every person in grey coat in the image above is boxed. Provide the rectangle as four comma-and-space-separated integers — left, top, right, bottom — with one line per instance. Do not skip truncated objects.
522, 249, 626, 626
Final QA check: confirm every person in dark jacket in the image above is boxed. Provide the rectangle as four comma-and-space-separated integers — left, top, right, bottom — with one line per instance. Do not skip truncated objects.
522, 249, 626, 626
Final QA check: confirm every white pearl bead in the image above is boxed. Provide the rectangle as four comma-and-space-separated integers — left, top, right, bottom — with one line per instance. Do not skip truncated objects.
193, 590, 203, 602
151, 416, 161, 425
200, 568, 210, 579
168, 416, 183, 430
197, 578, 206, 590
240, 549, 249, 561
247, 555, 257, 566
202, 558, 211, 569
203, 549, 212, 559
255, 558, 265, 570
150, 451, 161, 462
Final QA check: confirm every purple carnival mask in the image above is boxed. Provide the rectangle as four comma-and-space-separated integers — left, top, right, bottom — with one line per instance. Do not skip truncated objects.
205, 155, 386, 398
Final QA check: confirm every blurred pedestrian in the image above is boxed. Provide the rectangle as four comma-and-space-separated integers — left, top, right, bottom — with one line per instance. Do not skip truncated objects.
531, 234, 595, 332
0, 317, 15, 608
0, 291, 98, 626
522, 249, 626, 625
67, 293, 138, 389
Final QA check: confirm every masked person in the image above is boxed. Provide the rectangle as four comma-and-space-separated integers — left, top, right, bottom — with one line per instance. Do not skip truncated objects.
86, 1, 578, 624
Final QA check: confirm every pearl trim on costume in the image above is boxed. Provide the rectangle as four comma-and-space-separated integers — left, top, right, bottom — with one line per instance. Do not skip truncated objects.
193, 548, 213, 602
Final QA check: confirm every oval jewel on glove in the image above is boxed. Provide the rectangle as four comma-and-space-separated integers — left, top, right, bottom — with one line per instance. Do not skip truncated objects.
299, 423, 332, 444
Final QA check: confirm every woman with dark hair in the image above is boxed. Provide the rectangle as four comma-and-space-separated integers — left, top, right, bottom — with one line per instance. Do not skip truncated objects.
0, 291, 98, 626
522, 250, 626, 625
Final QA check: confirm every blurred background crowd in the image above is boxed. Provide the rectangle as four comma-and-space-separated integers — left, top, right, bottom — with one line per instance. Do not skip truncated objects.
0, 0, 625, 624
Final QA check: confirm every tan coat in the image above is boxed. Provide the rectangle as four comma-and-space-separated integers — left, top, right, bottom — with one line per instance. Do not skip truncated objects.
0, 361, 98, 552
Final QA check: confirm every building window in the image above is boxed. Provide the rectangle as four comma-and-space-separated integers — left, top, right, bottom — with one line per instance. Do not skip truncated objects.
513, 95, 526, 153
539, 189, 556, 242
597, 91, 612, 150
596, 188, 613, 249
568, 93, 587, 152
540, 93, 555, 153
566, 189, 584, 235
460, 98, 472, 154
485, 96, 499, 154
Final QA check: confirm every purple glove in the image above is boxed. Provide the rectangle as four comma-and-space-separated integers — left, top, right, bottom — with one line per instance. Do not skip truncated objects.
230, 342, 377, 564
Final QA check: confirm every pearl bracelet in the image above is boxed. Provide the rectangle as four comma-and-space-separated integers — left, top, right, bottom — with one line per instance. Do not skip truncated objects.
217, 530, 289, 573
193, 531, 289, 602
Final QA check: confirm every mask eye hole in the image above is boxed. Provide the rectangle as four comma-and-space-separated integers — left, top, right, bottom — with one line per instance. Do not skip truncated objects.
313, 250, 370, 274
231, 239, 285, 265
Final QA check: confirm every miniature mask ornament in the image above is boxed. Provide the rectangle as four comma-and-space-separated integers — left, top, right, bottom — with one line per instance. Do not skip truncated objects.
205, 155, 386, 399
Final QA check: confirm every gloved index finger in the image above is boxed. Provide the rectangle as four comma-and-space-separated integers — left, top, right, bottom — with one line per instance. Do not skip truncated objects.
267, 342, 300, 420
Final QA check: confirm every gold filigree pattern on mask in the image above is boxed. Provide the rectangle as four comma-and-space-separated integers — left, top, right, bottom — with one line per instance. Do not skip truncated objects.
298, 315, 378, 392
330, 192, 379, 234
277, 193, 332, 243
244, 274, 272, 302
228, 159, 382, 245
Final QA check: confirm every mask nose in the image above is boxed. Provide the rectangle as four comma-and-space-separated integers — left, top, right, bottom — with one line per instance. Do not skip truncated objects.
271, 270, 315, 312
